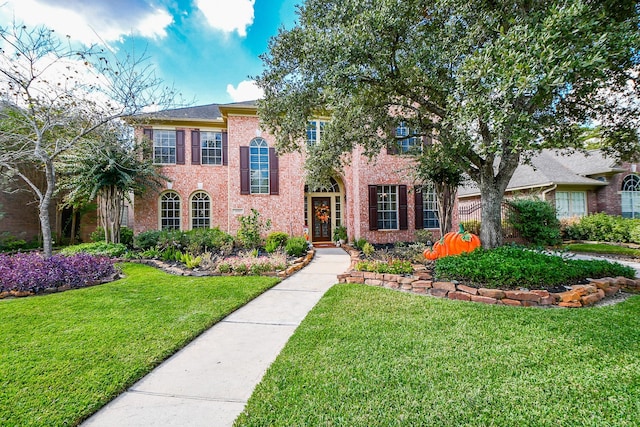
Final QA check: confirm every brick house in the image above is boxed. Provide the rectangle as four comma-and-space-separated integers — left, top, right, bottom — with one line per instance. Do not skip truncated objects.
133, 101, 443, 244
458, 149, 640, 222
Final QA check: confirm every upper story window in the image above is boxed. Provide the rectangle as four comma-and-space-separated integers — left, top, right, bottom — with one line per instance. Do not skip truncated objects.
395, 121, 422, 153
555, 191, 586, 219
201, 131, 223, 165
160, 191, 181, 230
153, 130, 176, 164
250, 138, 269, 194
621, 174, 640, 218
306, 120, 327, 145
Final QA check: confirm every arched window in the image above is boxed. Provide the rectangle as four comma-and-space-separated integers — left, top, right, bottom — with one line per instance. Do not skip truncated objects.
250, 138, 269, 194
160, 191, 181, 230
191, 191, 210, 229
621, 174, 640, 218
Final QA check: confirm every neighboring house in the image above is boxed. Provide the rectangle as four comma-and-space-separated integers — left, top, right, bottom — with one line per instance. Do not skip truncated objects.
458, 149, 639, 220
132, 101, 443, 244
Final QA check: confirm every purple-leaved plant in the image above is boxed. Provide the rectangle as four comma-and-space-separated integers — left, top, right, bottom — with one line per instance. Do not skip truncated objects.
0, 253, 117, 294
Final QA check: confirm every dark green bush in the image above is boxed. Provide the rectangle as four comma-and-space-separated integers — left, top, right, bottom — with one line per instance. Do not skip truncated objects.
285, 237, 308, 257
90, 227, 105, 242
434, 245, 635, 290
352, 238, 367, 251
0, 232, 28, 251
237, 208, 271, 249
506, 199, 561, 246
120, 227, 134, 246
185, 228, 235, 254
265, 232, 289, 253
133, 230, 163, 250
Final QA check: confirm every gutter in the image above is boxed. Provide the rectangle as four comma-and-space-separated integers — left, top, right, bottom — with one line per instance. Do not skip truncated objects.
541, 184, 557, 201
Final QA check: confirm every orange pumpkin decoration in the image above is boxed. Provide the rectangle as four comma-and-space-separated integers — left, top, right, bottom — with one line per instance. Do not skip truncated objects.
423, 244, 440, 260
439, 224, 481, 256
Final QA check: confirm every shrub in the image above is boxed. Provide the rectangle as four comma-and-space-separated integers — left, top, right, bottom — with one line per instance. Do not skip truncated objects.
237, 208, 271, 249
120, 227, 134, 246
265, 232, 289, 253
59, 242, 128, 258
506, 199, 561, 246
414, 229, 434, 244
461, 220, 481, 235
185, 228, 235, 254
564, 213, 638, 243
352, 238, 367, 251
434, 245, 635, 290
0, 232, 28, 251
134, 230, 163, 250
90, 226, 105, 242
362, 242, 375, 257
0, 252, 117, 293
285, 237, 308, 257
354, 259, 413, 275
333, 225, 348, 242
630, 223, 640, 245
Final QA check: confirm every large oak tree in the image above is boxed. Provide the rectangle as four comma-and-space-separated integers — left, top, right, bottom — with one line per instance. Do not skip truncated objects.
257, 0, 640, 248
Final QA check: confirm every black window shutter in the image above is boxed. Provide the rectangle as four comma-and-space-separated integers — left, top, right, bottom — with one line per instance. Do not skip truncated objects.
269, 147, 279, 195
143, 128, 153, 141
414, 186, 424, 230
176, 130, 185, 165
399, 185, 408, 230
191, 130, 200, 165
368, 185, 378, 231
222, 131, 228, 166
240, 146, 250, 195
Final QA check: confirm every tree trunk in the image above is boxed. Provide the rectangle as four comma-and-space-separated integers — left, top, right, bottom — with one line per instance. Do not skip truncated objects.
69, 206, 78, 245
98, 185, 123, 244
435, 182, 456, 235
39, 159, 56, 258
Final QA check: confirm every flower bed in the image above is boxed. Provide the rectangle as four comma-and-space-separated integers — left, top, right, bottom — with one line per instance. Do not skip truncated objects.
0, 252, 118, 298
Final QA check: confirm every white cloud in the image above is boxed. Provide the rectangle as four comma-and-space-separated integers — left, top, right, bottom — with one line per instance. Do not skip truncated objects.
196, 0, 255, 37
0, 0, 173, 45
226, 80, 263, 102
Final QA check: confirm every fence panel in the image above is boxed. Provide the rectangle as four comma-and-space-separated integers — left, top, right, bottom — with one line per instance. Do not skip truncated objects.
458, 201, 521, 241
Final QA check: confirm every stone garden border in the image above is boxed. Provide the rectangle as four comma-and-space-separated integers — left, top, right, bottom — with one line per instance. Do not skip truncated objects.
339, 250, 640, 308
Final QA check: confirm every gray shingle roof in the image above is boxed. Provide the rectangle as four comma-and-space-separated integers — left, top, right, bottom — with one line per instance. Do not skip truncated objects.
459, 149, 621, 197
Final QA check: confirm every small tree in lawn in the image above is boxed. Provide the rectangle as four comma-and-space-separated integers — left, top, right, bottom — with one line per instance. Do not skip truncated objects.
257, 0, 640, 249
57, 123, 167, 244
0, 23, 177, 257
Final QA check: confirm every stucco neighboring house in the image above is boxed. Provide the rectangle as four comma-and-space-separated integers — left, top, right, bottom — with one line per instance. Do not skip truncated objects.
458, 149, 640, 221
132, 101, 443, 245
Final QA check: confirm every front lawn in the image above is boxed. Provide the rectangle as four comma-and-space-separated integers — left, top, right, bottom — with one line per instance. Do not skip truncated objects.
236, 284, 640, 426
0, 263, 279, 427
565, 242, 640, 258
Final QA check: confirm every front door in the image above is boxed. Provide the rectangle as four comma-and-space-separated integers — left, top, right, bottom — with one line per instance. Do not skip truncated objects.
312, 197, 332, 242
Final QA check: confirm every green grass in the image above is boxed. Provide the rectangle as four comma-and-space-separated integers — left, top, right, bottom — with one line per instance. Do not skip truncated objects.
236, 284, 640, 426
565, 243, 640, 258
0, 263, 279, 427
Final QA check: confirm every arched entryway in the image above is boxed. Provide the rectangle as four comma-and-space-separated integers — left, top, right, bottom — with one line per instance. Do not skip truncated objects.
304, 177, 344, 243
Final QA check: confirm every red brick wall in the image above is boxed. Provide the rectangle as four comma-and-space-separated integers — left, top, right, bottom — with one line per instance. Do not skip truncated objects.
0, 188, 41, 242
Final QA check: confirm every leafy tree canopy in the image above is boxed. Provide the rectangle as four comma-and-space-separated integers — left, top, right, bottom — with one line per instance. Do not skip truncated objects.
257, 0, 640, 247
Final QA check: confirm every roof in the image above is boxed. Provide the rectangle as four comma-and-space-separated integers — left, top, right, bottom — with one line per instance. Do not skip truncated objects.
459, 149, 622, 197
132, 100, 259, 123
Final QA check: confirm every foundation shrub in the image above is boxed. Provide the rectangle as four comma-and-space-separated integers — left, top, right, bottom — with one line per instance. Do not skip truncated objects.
506, 199, 561, 246
285, 237, 308, 257
434, 245, 635, 290
133, 230, 163, 250
564, 213, 639, 243
265, 232, 289, 254
59, 242, 128, 258
185, 228, 234, 254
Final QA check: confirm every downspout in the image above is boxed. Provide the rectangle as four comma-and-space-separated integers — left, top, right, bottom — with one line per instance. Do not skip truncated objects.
541, 184, 557, 201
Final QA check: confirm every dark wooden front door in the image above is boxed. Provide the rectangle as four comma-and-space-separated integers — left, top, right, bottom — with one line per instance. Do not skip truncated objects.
312, 197, 332, 242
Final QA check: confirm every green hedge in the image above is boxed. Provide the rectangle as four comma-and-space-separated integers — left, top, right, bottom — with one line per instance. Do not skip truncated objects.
564, 213, 640, 244
434, 245, 635, 290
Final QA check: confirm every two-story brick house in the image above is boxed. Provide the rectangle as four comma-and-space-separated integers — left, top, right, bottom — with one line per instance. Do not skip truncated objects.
133, 101, 443, 244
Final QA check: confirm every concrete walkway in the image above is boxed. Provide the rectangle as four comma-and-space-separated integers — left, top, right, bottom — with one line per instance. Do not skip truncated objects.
82, 247, 351, 427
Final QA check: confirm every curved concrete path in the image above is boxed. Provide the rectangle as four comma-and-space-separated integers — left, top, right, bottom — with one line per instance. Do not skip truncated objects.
82, 247, 351, 427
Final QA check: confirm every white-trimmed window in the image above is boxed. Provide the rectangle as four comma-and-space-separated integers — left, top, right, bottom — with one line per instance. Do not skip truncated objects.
555, 191, 586, 218
250, 138, 269, 194
191, 191, 210, 229
306, 120, 327, 145
621, 174, 640, 218
160, 191, 181, 230
422, 185, 440, 229
395, 122, 421, 153
153, 130, 176, 164
377, 185, 398, 229
201, 131, 222, 165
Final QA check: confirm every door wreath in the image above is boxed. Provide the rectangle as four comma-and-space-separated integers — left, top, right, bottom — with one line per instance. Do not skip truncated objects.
314, 203, 330, 223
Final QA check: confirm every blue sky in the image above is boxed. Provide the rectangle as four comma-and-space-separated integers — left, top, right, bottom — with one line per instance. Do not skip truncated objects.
0, 0, 299, 104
